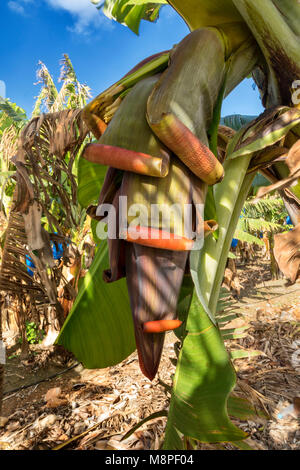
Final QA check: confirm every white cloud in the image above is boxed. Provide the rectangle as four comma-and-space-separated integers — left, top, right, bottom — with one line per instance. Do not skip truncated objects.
8, 1, 26, 15
8, 0, 108, 35
45, 0, 105, 34
8, 0, 35, 16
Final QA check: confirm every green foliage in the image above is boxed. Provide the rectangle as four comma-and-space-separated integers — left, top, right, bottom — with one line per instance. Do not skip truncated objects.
18, 322, 45, 345
166, 108, 299, 446
8, 354, 19, 360
163, 295, 247, 447
234, 228, 264, 246
244, 197, 288, 225
0, 99, 27, 214
0, 97, 27, 133
90, 218, 103, 246
227, 395, 268, 421
234, 196, 290, 245
77, 158, 108, 208
25, 321, 45, 344
33, 62, 58, 115
94, 0, 246, 35
56, 241, 136, 368
228, 111, 300, 160
30, 55, 93, 240
94, 0, 167, 34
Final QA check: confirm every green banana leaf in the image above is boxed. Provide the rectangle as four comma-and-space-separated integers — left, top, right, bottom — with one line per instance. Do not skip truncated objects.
232, 0, 300, 106
0, 97, 27, 125
166, 0, 243, 32
228, 395, 268, 421
230, 349, 263, 360
233, 229, 264, 246
100, 0, 167, 34
90, 218, 103, 245
228, 108, 300, 159
163, 296, 247, 447
56, 241, 136, 368
77, 156, 108, 208
0, 97, 27, 141
121, 393, 266, 445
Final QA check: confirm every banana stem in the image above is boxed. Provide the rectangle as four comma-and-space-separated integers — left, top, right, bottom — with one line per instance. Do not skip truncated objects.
198, 154, 255, 315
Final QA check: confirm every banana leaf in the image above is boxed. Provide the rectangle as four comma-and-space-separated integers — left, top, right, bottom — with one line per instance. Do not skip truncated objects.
233, 229, 264, 246
167, 0, 244, 32
227, 395, 268, 421
77, 157, 108, 208
56, 240, 136, 368
228, 108, 300, 160
0, 97, 27, 125
230, 349, 263, 360
101, 0, 167, 34
163, 296, 247, 447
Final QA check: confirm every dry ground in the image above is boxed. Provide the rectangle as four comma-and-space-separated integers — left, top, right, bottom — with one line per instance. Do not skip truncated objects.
0, 257, 299, 450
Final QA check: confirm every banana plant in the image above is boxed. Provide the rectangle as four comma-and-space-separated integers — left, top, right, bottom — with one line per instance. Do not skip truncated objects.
57, 0, 300, 448
0, 99, 28, 215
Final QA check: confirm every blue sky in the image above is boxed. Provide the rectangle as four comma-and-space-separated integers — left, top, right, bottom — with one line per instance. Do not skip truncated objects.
0, 0, 264, 118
